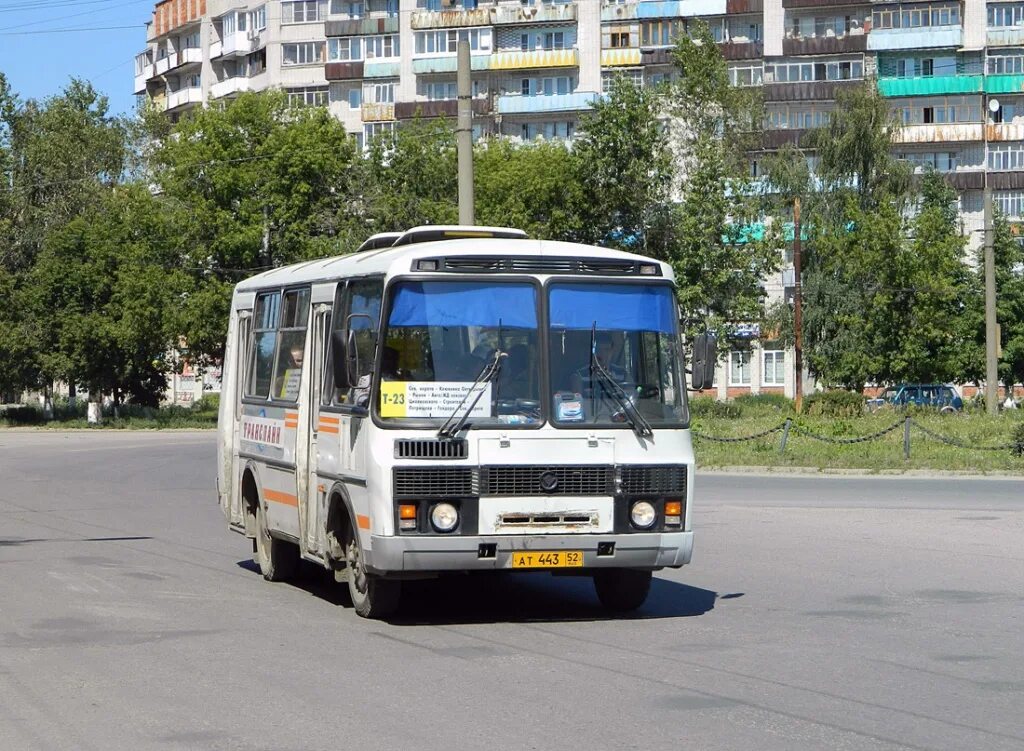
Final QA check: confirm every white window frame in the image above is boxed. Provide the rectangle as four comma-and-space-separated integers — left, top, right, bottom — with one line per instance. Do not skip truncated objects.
762, 350, 785, 386
729, 351, 751, 386
282, 42, 326, 66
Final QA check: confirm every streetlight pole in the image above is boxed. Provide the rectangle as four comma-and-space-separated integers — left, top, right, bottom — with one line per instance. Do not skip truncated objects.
984, 94, 999, 414
456, 38, 475, 226
793, 196, 803, 413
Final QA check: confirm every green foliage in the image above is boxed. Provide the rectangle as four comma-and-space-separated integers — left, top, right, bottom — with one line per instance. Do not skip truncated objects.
989, 213, 1024, 390
689, 397, 743, 419
803, 390, 865, 417
1013, 423, 1024, 456
734, 393, 794, 413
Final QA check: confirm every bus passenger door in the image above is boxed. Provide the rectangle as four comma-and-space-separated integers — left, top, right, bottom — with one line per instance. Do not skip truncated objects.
302, 304, 331, 554
227, 311, 252, 529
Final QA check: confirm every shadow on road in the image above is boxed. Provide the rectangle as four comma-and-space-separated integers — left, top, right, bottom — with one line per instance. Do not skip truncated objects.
237, 559, 729, 625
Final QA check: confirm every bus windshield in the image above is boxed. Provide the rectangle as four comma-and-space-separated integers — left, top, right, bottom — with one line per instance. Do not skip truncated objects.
547, 282, 686, 427
379, 280, 542, 425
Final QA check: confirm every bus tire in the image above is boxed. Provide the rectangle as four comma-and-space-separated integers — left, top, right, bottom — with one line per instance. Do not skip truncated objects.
593, 569, 652, 612
343, 523, 400, 619
253, 500, 299, 582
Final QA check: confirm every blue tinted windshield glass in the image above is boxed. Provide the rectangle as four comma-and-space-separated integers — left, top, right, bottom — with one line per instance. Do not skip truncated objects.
548, 284, 675, 332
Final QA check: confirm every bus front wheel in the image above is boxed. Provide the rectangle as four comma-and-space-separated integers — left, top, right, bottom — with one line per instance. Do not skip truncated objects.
343, 523, 400, 619
253, 500, 299, 582
593, 569, 652, 612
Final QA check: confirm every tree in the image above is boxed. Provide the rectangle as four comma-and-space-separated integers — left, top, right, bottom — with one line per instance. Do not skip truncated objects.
570, 76, 673, 252
474, 138, 583, 240
145, 91, 361, 362
668, 21, 780, 340
990, 214, 1024, 391
360, 116, 458, 231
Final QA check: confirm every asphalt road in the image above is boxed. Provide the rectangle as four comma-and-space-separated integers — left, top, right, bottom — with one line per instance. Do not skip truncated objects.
0, 431, 1021, 751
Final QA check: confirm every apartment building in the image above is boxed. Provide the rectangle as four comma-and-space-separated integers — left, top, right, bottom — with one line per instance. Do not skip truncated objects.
134, 0, 1024, 398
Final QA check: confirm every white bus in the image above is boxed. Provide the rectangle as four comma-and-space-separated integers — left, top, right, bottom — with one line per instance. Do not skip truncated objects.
217, 226, 715, 618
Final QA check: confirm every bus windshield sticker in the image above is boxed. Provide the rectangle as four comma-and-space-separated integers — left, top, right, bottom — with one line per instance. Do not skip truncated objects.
278, 368, 301, 401
381, 381, 491, 419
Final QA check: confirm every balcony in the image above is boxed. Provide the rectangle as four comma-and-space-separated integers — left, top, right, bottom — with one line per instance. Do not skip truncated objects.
364, 61, 401, 78
783, 33, 867, 56
412, 55, 490, 75
213, 30, 263, 59
987, 28, 1024, 48
867, 26, 962, 51
986, 123, 1024, 142
878, 75, 982, 98
154, 53, 175, 76
763, 129, 808, 149
601, 49, 642, 68
492, 4, 576, 26
325, 16, 399, 36
174, 47, 202, 69
134, 64, 154, 94
763, 80, 860, 102
362, 103, 395, 122
496, 92, 600, 115
720, 40, 764, 61
727, 0, 763, 11
325, 61, 365, 80
409, 8, 490, 29
394, 99, 491, 120
782, 0, 866, 6
891, 123, 983, 144
489, 48, 579, 71
164, 87, 203, 111
211, 77, 254, 99
985, 74, 1024, 95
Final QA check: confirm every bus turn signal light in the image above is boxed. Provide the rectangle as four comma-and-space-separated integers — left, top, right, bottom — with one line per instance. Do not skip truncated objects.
664, 501, 682, 516
399, 504, 417, 530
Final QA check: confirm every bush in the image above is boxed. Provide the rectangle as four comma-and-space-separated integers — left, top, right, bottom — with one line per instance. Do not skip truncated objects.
690, 396, 743, 419
0, 405, 45, 424
803, 390, 865, 418
1013, 423, 1024, 457
194, 394, 220, 414
734, 393, 794, 413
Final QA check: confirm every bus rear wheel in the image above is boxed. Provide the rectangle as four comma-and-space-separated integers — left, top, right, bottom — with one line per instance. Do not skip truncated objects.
343, 523, 400, 619
593, 569, 652, 612
253, 500, 299, 582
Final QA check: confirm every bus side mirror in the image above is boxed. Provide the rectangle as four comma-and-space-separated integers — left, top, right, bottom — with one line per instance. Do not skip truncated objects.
691, 334, 717, 391
331, 330, 352, 390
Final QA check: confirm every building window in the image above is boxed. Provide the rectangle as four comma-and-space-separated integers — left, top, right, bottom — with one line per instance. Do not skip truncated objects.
766, 59, 862, 83
331, 0, 364, 17
282, 0, 327, 24
601, 70, 641, 93
763, 351, 785, 386
415, 28, 491, 54
989, 3, 1024, 28
989, 143, 1024, 171
362, 80, 396, 104
640, 19, 683, 47
520, 121, 575, 140
729, 63, 763, 87
520, 75, 574, 96
873, 3, 960, 30
328, 37, 362, 61
729, 351, 751, 386
995, 190, 1024, 218
364, 121, 396, 144
249, 5, 266, 31
288, 86, 329, 107
348, 86, 361, 108
283, 42, 326, 66
988, 53, 1024, 74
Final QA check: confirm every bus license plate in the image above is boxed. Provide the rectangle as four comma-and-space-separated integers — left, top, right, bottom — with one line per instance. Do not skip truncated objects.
510, 550, 584, 569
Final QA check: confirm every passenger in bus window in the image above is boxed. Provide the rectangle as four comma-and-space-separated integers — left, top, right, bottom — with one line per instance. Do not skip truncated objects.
571, 332, 628, 395
275, 339, 304, 401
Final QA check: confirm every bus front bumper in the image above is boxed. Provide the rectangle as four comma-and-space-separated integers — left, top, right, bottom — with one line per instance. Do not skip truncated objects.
366, 531, 693, 574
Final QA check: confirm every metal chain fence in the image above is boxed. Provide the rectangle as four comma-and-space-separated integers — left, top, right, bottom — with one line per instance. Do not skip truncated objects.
694, 417, 1024, 459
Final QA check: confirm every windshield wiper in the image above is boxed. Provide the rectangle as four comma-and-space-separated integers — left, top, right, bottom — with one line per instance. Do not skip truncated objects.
437, 348, 507, 439
589, 325, 654, 439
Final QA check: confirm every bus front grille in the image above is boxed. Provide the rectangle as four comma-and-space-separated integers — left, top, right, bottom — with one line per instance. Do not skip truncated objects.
395, 438, 468, 460
619, 465, 688, 495
480, 465, 614, 497
393, 467, 477, 498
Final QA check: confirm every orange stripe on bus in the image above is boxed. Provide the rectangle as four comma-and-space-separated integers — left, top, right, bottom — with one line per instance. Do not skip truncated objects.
318, 425, 340, 434
356, 514, 370, 530
319, 416, 340, 425
284, 421, 298, 429
264, 489, 298, 507
284, 411, 298, 419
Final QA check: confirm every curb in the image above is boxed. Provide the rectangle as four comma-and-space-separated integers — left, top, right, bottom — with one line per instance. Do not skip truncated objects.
698, 465, 1024, 480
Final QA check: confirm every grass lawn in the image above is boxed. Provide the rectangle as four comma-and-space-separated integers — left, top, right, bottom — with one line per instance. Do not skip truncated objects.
0, 400, 219, 430
692, 398, 1024, 473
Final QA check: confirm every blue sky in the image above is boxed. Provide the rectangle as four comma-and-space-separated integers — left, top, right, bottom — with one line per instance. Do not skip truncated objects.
0, 0, 153, 117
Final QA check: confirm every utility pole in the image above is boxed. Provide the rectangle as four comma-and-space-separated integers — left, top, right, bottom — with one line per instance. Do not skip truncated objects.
793, 196, 804, 413
984, 179, 999, 414
456, 38, 475, 225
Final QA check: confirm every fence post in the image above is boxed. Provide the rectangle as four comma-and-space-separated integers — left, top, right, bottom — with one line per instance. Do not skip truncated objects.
779, 418, 792, 455
903, 417, 911, 461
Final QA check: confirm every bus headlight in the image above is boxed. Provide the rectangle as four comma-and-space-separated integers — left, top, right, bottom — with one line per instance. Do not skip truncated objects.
630, 501, 656, 529
430, 502, 459, 533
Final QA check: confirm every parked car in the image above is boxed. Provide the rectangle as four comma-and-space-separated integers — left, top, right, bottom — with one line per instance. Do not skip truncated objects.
867, 384, 964, 413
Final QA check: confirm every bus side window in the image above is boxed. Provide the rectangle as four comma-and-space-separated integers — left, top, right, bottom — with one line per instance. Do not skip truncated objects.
271, 287, 311, 402
246, 291, 281, 399
330, 277, 383, 407
323, 282, 346, 406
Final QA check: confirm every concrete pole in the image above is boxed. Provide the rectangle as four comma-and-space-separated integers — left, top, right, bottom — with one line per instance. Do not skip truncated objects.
456, 38, 474, 226
984, 182, 999, 414
793, 197, 804, 413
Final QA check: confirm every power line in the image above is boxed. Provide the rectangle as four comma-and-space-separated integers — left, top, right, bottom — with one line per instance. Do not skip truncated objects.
0, 24, 138, 35
0, 0, 146, 32
0, 0, 124, 15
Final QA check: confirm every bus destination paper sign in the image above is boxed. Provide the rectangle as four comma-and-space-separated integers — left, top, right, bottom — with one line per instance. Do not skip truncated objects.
380, 381, 491, 419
